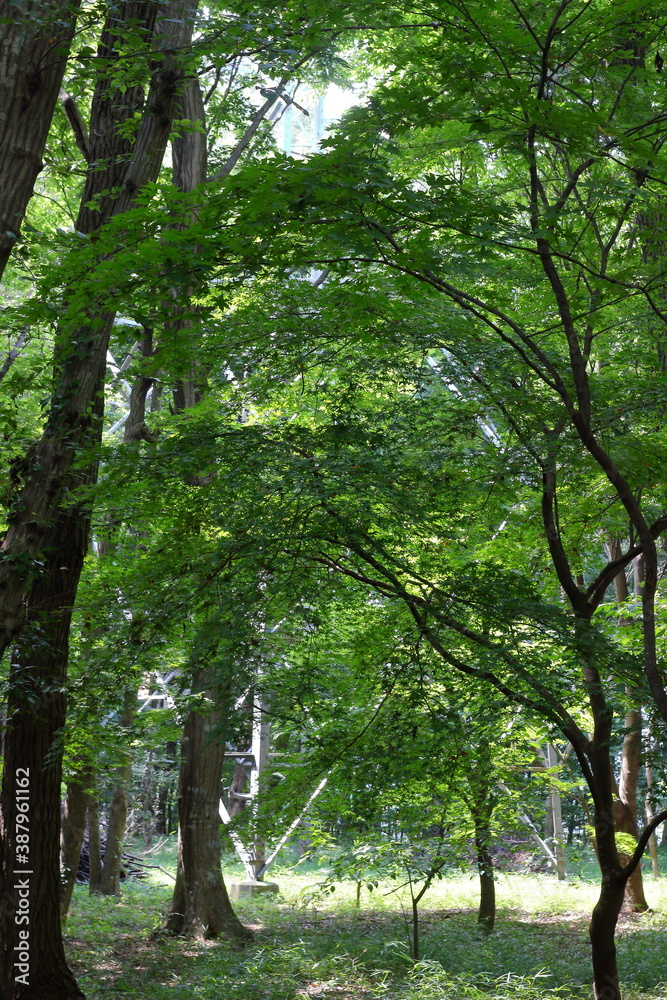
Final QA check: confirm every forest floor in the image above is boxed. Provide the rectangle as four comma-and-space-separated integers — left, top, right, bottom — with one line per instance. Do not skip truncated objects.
64, 841, 667, 1000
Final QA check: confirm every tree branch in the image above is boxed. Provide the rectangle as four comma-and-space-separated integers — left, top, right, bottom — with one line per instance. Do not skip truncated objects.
0, 328, 28, 383
623, 808, 667, 880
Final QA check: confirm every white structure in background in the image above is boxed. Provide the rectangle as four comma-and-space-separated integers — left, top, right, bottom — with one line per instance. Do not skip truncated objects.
277, 84, 358, 157
219, 684, 328, 897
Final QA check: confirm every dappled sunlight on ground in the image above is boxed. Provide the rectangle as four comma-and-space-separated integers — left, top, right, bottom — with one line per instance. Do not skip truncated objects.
63, 856, 667, 999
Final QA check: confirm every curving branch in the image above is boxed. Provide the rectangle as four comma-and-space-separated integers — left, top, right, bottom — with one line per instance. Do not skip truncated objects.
623, 808, 667, 880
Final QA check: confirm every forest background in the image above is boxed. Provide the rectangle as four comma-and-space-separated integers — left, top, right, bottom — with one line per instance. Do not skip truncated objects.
2, 2, 667, 999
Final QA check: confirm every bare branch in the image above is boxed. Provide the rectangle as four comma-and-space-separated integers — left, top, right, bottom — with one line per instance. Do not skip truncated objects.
0, 328, 28, 383
59, 89, 89, 162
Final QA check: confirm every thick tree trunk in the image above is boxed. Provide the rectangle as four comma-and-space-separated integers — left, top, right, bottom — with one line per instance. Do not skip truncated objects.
0, 0, 80, 281
163, 670, 249, 940
100, 690, 136, 896
60, 769, 92, 919
0, 0, 196, 660
0, 521, 88, 999
0, 6, 196, 994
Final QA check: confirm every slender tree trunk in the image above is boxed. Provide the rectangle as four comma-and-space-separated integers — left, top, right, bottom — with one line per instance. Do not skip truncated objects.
411, 894, 420, 961
60, 768, 92, 919
586, 730, 628, 1000
590, 871, 626, 1000
0, 0, 81, 281
607, 542, 649, 912
645, 748, 660, 878
161, 77, 247, 941
87, 779, 102, 894
100, 690, 136, 896
615, 708, 648, 912
98, 329, 155, 892
462, 740, 497, 935
228, 754, 251, 819
545, 743, 566, 881
142, 752, 154, 848
472, 810, 495, 934
155, 741, 177, 835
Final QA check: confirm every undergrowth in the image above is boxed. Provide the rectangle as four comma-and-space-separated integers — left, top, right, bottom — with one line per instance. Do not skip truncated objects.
63, 841, 667, 1000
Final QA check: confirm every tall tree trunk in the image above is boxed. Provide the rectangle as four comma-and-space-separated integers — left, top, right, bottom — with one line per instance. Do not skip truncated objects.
162, 81, 247, 940
615, 708, 648, 912
0, 535, 87, 999
462, 742, 497, 935
155, 741, 177, 835
545, 743, 567, 881
607, 541, 649, 912
98, 330, 155, 893
0, 0, 80, 281
87, 779, 102, 894
60, 768, 92, 919
100, 689, 136, 895
141, 752, 155, 849
163, 668, 249, 940
0, 6, 196, 994
645, 745, 660, 878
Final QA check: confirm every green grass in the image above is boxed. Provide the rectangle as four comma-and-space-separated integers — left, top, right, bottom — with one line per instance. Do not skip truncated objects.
64, 841, 667, 1000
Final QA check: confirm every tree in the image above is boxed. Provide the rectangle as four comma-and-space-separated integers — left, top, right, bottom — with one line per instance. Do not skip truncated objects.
0, 1, 80, 282
0, 2, 197, 994
5, 3, 667, 998
214, 4, 667, 995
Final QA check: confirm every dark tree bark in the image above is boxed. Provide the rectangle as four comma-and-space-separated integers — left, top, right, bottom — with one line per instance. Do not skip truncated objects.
162, 669, 249, 940
590, 876, 627, 1000
0, 0, 81, 281
474, 819, 496, 934
464, 760, 496, 935
162, 83, 247, 940
0, 530, 88, 1000
0, 4, 196, 995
